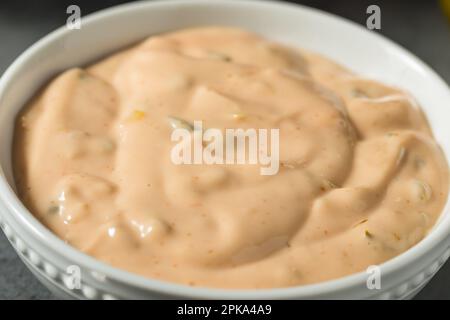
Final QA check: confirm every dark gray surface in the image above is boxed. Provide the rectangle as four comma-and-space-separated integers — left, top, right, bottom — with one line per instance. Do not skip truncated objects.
0, 0, 449, 300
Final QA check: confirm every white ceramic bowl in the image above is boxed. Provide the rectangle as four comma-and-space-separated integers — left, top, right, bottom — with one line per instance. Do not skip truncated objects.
0, 0, 450, 300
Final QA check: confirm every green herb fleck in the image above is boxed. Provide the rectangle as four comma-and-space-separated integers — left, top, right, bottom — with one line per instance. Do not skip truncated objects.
167, 116, 194, 131
47, 205, 60, 215
353, 219, 368, 228
365, 230, 373, 238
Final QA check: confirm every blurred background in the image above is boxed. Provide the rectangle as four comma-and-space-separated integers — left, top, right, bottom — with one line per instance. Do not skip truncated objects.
0, 0, 449, 299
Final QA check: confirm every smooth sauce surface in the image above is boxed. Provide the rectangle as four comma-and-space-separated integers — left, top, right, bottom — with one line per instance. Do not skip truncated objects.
14, 27, 449, 288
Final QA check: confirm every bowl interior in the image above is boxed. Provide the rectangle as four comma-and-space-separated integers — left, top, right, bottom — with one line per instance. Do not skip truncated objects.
0, 0, 449, 298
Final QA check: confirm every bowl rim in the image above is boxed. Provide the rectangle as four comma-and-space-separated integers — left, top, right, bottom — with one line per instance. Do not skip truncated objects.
0, 0, 450, 299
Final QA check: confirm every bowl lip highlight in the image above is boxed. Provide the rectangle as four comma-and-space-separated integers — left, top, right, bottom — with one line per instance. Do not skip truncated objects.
0, 0, 450, 299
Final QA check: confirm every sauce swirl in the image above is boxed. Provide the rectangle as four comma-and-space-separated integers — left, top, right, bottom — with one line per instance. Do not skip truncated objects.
14, 27, 449, 288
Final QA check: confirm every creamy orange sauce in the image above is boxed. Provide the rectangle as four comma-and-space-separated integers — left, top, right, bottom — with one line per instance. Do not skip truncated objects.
13, 27, 449, 288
